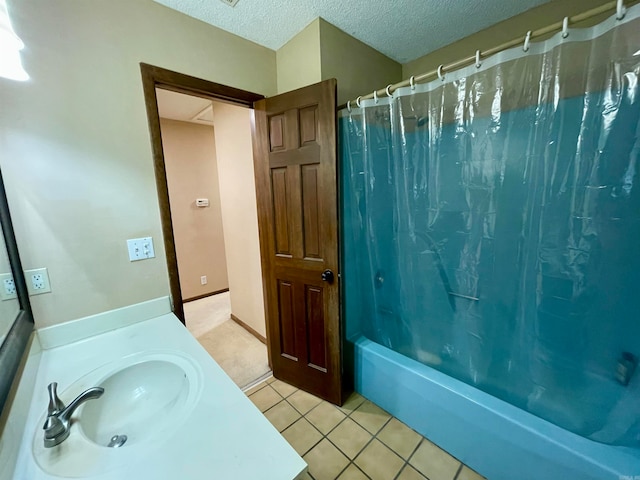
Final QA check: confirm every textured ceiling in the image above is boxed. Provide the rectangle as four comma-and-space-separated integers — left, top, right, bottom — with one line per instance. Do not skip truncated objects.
153, 0, 550, 63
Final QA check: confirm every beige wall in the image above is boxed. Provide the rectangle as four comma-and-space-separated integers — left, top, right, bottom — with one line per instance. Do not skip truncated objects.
0, 0, 276, 328
319, 19, 402, 106
160, 118, 229, 300
276, 19, 322, 94
403, 0, 618, 78
276, 18, 402, 105
211, 102, 266, 338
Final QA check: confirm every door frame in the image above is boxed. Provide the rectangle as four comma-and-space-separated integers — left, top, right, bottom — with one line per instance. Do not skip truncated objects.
139, 63, 264, 323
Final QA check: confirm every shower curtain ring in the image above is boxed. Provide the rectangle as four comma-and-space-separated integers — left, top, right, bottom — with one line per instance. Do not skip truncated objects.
347, 100, 352, 112
385, 84, 393, 97
373, 90, 379, 104
616, 0, 626, 20
437, 65, 445, 81
475, 50, 482, 68
356, 96, 362, 108
523, 31, 532, 52
562, 17, 569, 38
410, 76, 416, 90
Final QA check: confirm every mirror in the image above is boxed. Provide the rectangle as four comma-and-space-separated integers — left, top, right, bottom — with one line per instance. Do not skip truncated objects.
0, 227, 20, 344
0, 167, 34, 413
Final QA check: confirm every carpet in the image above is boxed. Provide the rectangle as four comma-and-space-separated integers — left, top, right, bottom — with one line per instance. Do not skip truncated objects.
195, 319, 271, 389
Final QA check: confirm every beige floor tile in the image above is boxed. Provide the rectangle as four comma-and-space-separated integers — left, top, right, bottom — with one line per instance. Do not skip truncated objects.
281, 418, 323, 456
354, 439, 404, 480
266, 376, 276, 383
305, 401, 346, 434
338, 392, 366, 414
244, 381, 268, 396
298, 471, 313, 479
271, 378, 298, 398
409, 439, 461, 480
327, 418, 372, 459
350, 400, 391, 434
249, 384, 282, 412
457, 465, 486, 480
396, 465, 428, 480
377, 418, 422, 459
337, 463, 369, 480
288, 389, 323, 415
303, 438, 350, 480
264, 399, 301, 432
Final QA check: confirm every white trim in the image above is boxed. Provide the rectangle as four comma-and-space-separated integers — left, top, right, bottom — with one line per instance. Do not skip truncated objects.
36, 296, 172, 349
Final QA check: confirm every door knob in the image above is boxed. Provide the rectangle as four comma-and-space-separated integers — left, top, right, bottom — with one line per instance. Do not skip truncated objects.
321, 269, 334, 284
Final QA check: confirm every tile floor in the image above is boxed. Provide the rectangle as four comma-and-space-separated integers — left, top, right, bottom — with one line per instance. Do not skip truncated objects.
246, 378, 486, 480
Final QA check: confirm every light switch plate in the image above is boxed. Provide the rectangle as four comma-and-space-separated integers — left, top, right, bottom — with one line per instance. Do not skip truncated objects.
127, 237, 155, 262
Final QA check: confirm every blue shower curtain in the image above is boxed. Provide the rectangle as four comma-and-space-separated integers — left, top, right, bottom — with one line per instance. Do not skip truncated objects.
340, 7, 640, 447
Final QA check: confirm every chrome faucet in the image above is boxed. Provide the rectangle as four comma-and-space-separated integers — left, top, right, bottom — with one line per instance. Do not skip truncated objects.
42, 382, 104, 448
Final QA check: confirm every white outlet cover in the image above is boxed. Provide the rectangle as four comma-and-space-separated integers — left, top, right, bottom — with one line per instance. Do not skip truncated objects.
127, 237, 155, 262
25, 268, 51, 295
0, 273, 17, 301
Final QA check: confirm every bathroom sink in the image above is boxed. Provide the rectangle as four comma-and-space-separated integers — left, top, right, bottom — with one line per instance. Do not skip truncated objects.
80, 360, 189, 447
32, 352, 202, 478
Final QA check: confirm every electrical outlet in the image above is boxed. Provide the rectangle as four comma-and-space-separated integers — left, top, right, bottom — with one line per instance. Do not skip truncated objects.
32, 273, 44, 289
201, 275, 207, 285
25, 268, 51, 295
0, 273, 17, 301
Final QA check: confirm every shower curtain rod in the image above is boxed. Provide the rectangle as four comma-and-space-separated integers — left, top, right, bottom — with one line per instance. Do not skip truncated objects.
345, 0, 638, 109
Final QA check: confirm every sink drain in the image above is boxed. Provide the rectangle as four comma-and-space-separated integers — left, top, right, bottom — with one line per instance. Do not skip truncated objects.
107, 435, 127, 448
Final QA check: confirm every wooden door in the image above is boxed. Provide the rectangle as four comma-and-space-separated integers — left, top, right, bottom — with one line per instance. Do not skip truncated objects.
252, 79, 342, 405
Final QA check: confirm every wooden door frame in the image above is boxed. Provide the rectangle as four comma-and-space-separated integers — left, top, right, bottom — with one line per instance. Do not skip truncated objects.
139, 63, 264, 323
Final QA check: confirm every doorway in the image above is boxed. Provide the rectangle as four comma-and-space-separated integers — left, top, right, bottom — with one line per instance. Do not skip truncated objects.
141, 64, 270, 390
141, 64, 344, 404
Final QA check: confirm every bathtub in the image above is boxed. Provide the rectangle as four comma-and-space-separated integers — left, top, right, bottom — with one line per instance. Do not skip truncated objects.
351, 335, 640, 480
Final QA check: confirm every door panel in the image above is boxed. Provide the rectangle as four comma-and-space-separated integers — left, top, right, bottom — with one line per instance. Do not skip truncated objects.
271, 168, 291, 255
277, 280, 297, 360
252, 79, 342, 404
301, 164, 321, 259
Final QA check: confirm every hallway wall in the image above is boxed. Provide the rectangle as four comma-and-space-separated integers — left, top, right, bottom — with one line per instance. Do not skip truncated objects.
211, 102, 266, 338
160, 118, 229, 300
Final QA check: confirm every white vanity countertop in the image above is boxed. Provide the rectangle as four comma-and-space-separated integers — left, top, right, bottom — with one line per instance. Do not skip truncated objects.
11, 313, 307, 480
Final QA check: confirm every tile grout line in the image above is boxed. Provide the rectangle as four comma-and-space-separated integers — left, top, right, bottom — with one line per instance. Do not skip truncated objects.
279, 392, 326, 457
348, 461, 373, 480
453, 462, 464, 480
365, 415, 407, 478
244, 380, 268, 396
324, 412, 397, 479
291, 394, 400, 479
395, 437, 429, 480
252, 387, 477, 480
287, 393, 383, 479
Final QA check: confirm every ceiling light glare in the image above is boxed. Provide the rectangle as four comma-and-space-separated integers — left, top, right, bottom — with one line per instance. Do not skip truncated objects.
0, 0, 29, 81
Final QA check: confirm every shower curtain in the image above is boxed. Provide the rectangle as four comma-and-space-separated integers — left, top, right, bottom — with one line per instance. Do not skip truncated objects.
341, 6, 640, 447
